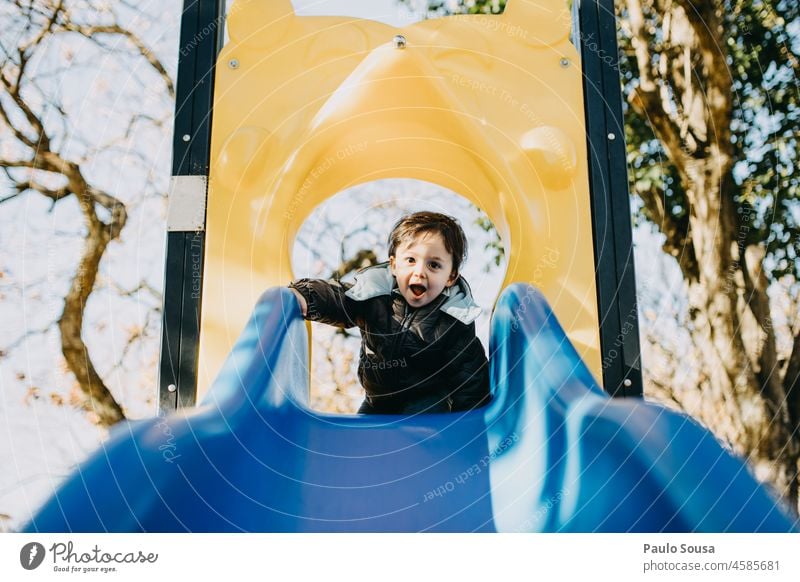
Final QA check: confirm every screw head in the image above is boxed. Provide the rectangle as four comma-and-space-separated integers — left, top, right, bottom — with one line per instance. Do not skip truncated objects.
228, 58, 239, 69
181, 134, 191, 142
559, 57, 570, 68
167, 383, 177, 393
607, 132, 616, 140
393, 34, 407, 49
623, 378, 632, 387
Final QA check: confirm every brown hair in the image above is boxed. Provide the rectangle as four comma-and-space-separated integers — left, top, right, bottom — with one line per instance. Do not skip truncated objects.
387, 211, 468, 275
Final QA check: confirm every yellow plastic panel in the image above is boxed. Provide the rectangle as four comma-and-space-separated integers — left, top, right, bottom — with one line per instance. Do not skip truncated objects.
199, 0, 601, 398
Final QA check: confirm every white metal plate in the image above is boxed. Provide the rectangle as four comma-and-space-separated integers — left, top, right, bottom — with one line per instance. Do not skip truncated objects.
167, 175, 207, 232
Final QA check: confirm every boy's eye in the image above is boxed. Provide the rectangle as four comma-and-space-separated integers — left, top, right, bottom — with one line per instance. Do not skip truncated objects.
405, 257, 415, 264
429, 262, 441, 270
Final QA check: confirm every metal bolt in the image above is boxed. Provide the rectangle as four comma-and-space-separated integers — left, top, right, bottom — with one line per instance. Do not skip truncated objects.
623, 378, 632, 387
167, 383, 177, 393
393, 34, 407, 49
607, 132, 616, 141
228, 58, 239, 69
559, 57, 570, 68
182, 134, 191, 142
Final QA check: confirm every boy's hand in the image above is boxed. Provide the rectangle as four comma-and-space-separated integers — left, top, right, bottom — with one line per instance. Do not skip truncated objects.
290, 288, 308, 316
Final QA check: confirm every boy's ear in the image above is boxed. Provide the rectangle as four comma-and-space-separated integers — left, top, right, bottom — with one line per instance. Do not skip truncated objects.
389, 255, 396, 275
446, 271, 458, 287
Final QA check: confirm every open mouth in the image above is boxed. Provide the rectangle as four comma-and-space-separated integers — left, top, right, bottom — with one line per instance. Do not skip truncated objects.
409, 284, 427, 298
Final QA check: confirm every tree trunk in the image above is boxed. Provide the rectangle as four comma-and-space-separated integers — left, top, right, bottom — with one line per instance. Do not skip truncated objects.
58, 226, 126, 426
625, 0, 800, 514
682, 160, 798, 508
57, 177, 128, 427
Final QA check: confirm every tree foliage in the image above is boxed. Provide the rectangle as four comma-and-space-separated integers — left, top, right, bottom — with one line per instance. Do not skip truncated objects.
622, 0, 800, 282
620, 0, 799, 513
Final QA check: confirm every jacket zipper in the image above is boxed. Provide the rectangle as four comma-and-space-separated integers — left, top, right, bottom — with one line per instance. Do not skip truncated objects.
388, 302, 416, 363
388, 291, 449, 362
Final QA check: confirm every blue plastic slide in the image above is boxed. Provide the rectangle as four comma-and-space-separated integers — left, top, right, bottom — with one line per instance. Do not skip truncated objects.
24, 285, 796, 532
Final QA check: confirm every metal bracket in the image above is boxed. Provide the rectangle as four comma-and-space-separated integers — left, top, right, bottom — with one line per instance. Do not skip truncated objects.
167, 175, 207, 232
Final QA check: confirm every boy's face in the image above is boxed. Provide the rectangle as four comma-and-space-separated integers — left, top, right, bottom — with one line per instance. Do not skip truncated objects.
390, 231, 457, 308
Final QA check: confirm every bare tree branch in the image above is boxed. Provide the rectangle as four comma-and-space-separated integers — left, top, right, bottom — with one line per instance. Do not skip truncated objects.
674, 1, 732, 147
738, 245, 784, 401
637, 185, 699, 281
104, 309, 160, 377
0, 190, 22, 205
0, 322, 55, 355
331, 249, 378, 281
61, 23, 175, 99
105, 279, 163, 305
0, 71, 50, 151
0, 0, 173, 427
626, 0, 690, 178
18, 0, 64, 55
9, 177, 71, 203
0, 98, 37, 147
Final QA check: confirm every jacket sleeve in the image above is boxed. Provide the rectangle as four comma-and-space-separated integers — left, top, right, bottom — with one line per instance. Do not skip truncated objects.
444, 323, 491, 411
288, 278, 362, 329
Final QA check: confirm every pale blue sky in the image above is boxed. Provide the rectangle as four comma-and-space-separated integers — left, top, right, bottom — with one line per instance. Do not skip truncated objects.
292, 0, 421, 26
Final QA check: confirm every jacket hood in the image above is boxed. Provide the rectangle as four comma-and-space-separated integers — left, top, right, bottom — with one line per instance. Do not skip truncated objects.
344, 262, 482, 325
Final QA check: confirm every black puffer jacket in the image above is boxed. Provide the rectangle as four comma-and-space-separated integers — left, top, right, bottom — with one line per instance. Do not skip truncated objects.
290, 263, 490, 414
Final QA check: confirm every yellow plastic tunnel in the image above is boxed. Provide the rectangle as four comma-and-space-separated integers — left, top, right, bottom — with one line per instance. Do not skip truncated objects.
198, 0, 601, 398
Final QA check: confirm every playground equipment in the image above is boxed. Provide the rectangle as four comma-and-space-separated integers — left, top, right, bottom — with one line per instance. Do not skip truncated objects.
25, 286, 794, 531
197, 0, 608, 402
23, 1, 796, 531
158, 0, 642, 409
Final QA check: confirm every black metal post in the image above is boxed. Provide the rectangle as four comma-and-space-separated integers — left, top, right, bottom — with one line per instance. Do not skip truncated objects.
158, 0, 227, 413
577, 0, 643, 397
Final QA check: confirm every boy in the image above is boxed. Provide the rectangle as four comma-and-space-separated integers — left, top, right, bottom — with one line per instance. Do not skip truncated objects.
289, 211, 491, 414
